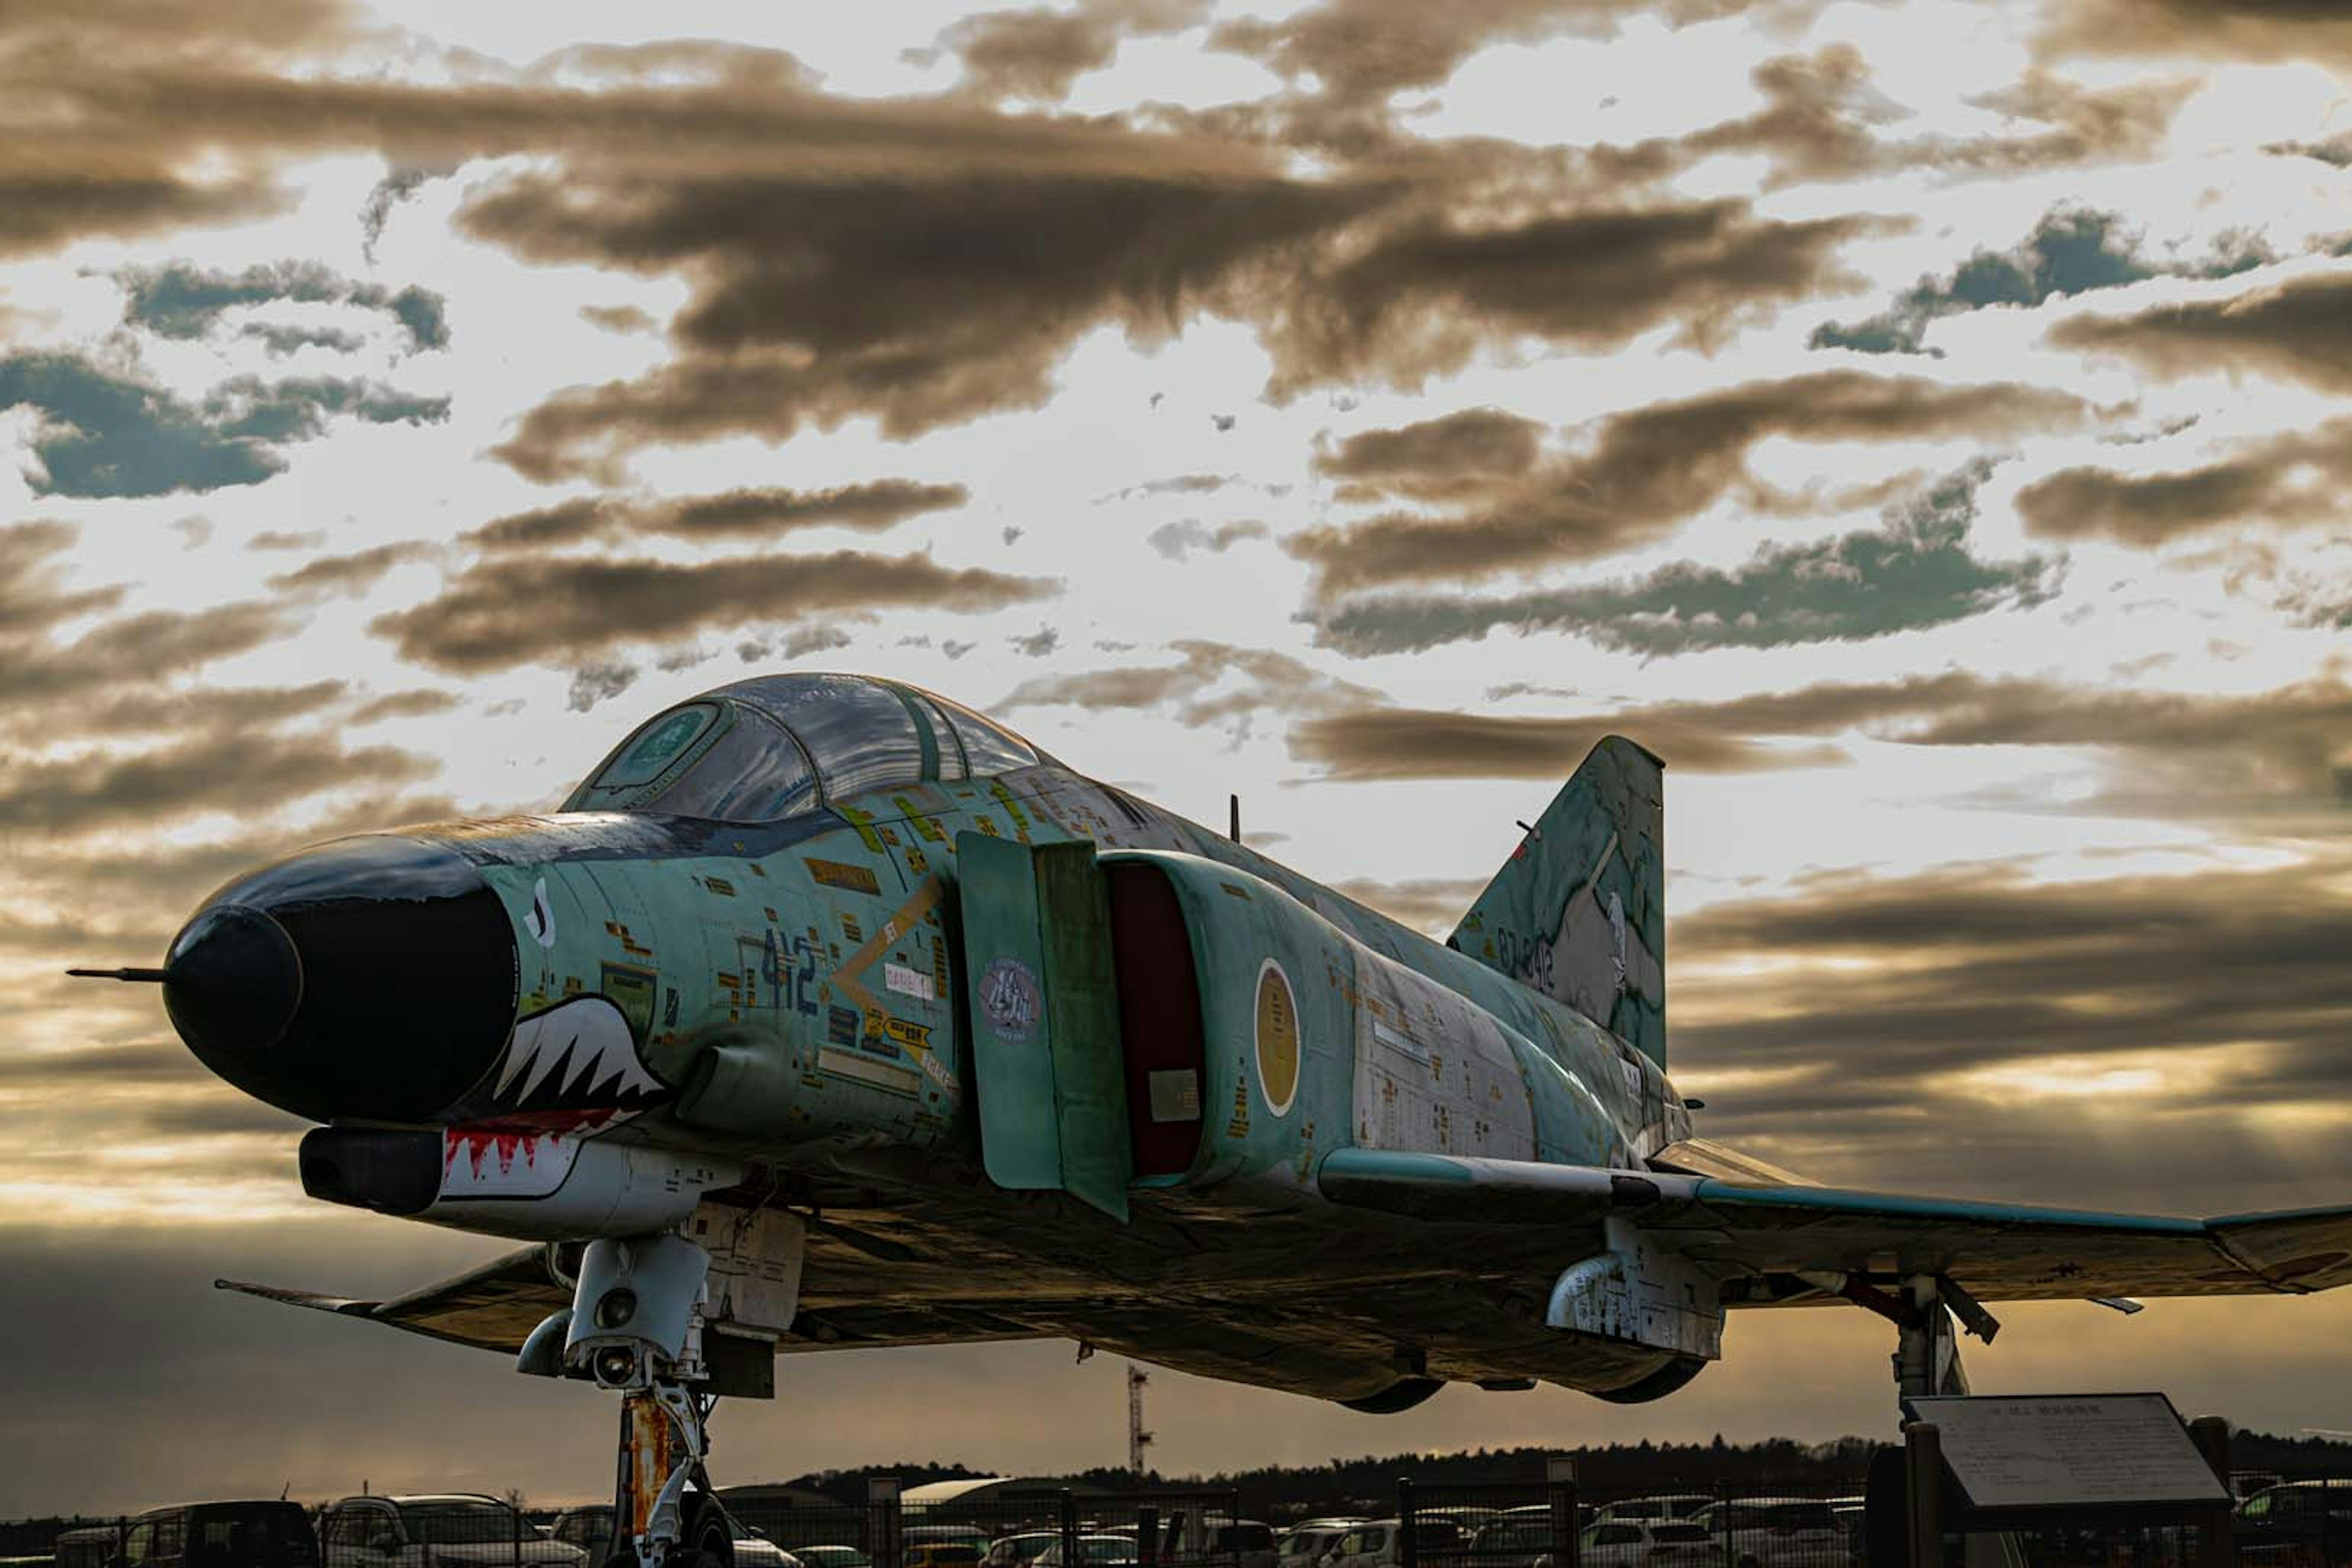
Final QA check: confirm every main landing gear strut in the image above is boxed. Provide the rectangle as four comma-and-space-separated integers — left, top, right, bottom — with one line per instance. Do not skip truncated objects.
521, 1233, 726, 1568
1834, 1272, 1997, 1398
1836, 1273, 2024, 1568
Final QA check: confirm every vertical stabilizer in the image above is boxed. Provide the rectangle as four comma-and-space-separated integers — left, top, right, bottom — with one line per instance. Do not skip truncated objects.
1447, 735, 1665, 1066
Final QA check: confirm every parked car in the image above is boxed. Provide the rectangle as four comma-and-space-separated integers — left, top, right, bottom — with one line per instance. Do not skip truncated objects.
65, 1504, 317, 1568
1573, 1521, 1717, 1568
903, 1547, 986, 1568
1275, 1524, 1357, 1568
1466, 1515, 1563, 1568
788, 1550, 870, 1568
1029, 1539, 1136, 1568
984, 1535, 1062, 1568
903, 1531, 992, 1552
545, 1504, 799, 1568
1321, 1518, 1471, 1568
1196, 1521, 1276, 1568
1684, 1500, 1841, 1568
317, 1496, 586, 1568
1589, 1501, 1713, 1528
54, 1527, 123, 1568
2236, 1481, 2352, 1563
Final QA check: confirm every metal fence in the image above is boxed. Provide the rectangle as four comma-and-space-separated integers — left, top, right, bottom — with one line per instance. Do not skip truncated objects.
5, 1473, 2347, 1568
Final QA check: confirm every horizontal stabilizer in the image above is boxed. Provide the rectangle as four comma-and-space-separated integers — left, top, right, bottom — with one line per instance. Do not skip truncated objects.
219, 1246, 568, 1353
219, 1246, 1058, 1356
1315, 1147, 2352, 1302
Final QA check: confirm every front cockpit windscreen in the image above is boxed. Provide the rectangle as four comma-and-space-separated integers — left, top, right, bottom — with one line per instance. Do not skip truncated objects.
564, 673, 1048, 823
726, 674, 922, 799
566, 704, 818, 820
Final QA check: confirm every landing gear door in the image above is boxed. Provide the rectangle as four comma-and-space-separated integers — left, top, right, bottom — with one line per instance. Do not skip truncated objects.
956, 832, 1133, 1221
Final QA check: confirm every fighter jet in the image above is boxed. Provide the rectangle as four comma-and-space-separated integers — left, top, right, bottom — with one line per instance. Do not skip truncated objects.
73, 673, 2352, 1567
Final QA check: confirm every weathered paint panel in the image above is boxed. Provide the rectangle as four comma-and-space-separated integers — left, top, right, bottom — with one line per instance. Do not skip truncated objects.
1032, 840, 1134, 1220
955, 831, 1065, 1195
1349, 945, 1536, 1162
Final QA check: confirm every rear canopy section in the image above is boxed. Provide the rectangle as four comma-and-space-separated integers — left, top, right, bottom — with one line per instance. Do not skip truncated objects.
1448, 735, 1666, 1068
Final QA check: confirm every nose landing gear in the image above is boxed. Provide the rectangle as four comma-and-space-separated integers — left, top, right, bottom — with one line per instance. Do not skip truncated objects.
616, 1382, 720, 1568
520, 1233, 728, 1568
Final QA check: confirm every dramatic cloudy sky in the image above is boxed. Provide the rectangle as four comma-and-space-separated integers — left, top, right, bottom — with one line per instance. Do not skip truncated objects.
6, 0, 2352, 1518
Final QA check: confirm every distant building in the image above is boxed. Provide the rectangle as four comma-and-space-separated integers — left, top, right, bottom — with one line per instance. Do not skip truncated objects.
903, 1477, 1115, 1509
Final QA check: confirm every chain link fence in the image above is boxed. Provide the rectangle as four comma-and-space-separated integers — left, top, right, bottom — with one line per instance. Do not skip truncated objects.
6, 1472, 2348, 1568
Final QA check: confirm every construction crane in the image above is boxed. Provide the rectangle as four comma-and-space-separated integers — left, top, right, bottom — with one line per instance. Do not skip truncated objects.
1128, 1363, 1154, 1476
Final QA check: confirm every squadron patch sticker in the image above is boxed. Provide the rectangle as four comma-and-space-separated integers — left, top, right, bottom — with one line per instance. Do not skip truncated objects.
979, 956, 1042, 1043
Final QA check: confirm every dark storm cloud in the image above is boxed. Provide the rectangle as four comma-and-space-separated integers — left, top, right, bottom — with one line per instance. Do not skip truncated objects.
2016, 419, 2352, 546
2046, 270, 2352, 394
1669, 854, 2352, 1120
1207, 0, 1757, 121
67, 680, 349, 738
467, 164, 1385, 481
999, 640, 1381, 730
2041, 1, 2352, 70
10, 600, 298, 703
1263, 202, 1887, 394
1664, 54, 2186, 189
4, 7, 1907, 475
266, 541, 442, 598
350, 688, 460, 723
0, 173, 280, 260
0, 354, 446, 498
1292, 709, 1838, 778
922, 0, 1206, 102
1314, 463, 2059, 655
1811, 206, 2269, 356
0, 520, 126, 635
1009, 625, 1062, 658
241, 323, 368, 356
466, 481, 970, 552
372, 550, 1056, 674
1286, 373, 2088, 593
1286, 670, 2352, 813
119, 260, 450, 350
0, 558, 300, 718
0, 729, 437, 835
2267, 136, 2352, 168
580, 303, 657, 334
0, 0, 344, 257
359, 165, 446, 260
1653, 671, 2352, 815
1316, 408, 1544, 502
567, 658, 640, 713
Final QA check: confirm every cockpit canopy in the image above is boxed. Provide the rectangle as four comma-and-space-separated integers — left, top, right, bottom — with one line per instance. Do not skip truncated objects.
562, 673, 1047, 822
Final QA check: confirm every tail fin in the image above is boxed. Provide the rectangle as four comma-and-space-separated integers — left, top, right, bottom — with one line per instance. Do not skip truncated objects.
1447, 735, 1665, 1066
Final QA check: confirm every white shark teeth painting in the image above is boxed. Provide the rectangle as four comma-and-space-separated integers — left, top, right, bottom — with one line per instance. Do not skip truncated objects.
486, 995, 666, 1112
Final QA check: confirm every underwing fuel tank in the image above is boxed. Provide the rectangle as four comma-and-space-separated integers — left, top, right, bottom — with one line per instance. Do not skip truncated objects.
298, 1125, 741, 1240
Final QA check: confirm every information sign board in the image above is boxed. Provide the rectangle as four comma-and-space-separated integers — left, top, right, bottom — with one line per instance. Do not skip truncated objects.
1903, 1393, 2228, 1514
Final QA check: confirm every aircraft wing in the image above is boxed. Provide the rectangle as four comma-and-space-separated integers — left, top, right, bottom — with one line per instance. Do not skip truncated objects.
1317, 1147, 2352, 1302
217, 1245, 1056, 1356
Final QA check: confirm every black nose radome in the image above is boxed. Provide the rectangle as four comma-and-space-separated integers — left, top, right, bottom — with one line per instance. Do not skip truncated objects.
165, 835, 519, 1123
162, 904, 303, 1065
